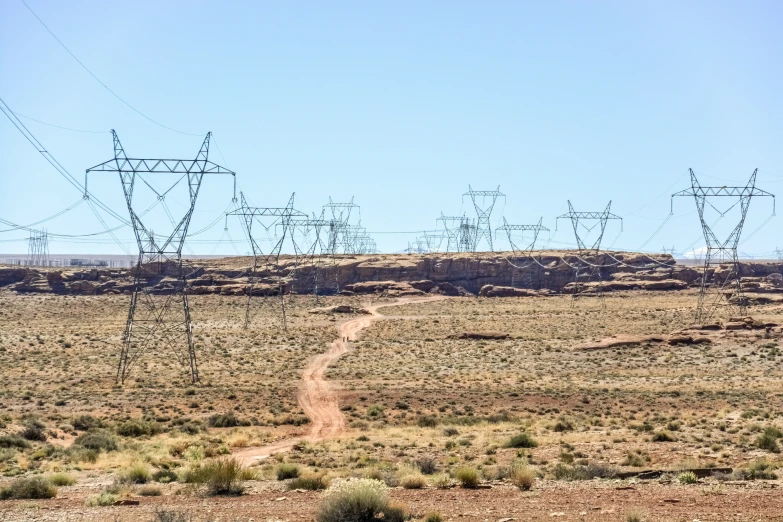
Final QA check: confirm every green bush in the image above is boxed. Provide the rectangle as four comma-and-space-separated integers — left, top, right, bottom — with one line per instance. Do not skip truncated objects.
651, 431, 675, 442
120, 463, 151, 484
152, 469, 178, 483
138, 485, 162, 496
454, 466, 479, 488
416, 415, 438, 428
276, 463, 301, 480
48, 473, 76, 486
288, 474, 329, 490
509, 462, 536, 491
182, 457, 246, 495
0, 435, 30, 449
736, 459, 778, 480
116, 419, 162, 438
73, 430, 118, 452
505, 433, 538, 448
0, 477, 57, 499
207, 412, 243, 428
424, 513, 444, 522
72, 415, 103, 431
677, 471, 698, 484
316, 478, 406, 522
21, 423, 47, 442
87, 491, 118, 506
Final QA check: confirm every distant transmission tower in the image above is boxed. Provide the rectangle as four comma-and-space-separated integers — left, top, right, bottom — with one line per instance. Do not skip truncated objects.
496, 217, 548, 254
27, 229, 49, 266
323, 198, 359, 255
672, 168, 775, 323
557, 201, 623, 252
86, 130, 235, 385
437, 214, 473, 252
463, 186, 505, 251
226, 192, 307, 329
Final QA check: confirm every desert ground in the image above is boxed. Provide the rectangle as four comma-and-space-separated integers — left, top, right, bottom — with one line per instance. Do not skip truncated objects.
0, 286, 781, 521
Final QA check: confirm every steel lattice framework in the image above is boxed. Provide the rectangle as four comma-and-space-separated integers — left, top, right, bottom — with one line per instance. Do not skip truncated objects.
672, 169, 775, 323
323, 198, 359, 255
27, 229, 49, 267
436, 213, 474, 252
496, 217, 549, 254
226, 192, 307, 329
86, 130, 235, 385
463, 186, 505, 251
556, 201, 623, 252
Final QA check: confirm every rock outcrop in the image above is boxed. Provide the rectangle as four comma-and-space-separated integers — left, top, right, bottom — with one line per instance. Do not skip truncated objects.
2, 252, 782, 298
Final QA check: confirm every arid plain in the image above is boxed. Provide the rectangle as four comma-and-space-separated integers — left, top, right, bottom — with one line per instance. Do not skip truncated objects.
0, 281, 782, 521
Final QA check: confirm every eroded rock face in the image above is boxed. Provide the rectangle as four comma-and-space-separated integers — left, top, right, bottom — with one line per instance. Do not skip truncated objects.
3, 253, 782, 298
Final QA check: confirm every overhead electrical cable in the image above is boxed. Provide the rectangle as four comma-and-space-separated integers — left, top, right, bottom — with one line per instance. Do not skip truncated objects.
20, 0, 202, 137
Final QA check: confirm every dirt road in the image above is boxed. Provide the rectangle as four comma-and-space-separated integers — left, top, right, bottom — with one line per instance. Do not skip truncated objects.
237, 295, 446, 463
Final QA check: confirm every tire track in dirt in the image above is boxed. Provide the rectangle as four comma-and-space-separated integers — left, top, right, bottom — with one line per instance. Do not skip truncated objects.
236, 295, 446, 463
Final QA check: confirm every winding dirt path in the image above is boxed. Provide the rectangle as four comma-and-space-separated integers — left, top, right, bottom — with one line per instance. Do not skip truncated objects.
236, 295, 446, 463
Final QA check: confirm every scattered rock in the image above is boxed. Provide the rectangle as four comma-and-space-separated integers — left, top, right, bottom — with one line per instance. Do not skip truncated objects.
457, 331, 509, 340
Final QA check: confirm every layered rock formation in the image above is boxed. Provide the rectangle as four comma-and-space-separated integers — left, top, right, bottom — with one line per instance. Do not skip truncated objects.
2, 251, 782, 297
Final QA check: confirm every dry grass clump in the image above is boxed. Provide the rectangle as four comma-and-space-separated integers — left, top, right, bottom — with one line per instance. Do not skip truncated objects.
509, 462, 536, 490
288, 474, 329, 490
181, 457, 248, 495
119, 463, 151, 484
276, 462, 301, 480
505, 432, 538, 448
48, 473, 76, 486
453, 466, 480, 488
400, 473, 427, 489
0, 477, 57, 499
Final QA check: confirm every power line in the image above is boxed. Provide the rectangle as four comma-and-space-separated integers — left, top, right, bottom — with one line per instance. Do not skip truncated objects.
10, 110, 109, 134
20, 0, 202, 137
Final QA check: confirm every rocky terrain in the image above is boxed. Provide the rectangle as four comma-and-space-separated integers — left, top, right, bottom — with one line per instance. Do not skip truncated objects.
2, 251, 782, 298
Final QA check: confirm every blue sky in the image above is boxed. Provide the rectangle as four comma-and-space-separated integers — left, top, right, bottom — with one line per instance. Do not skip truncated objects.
1, 0, 782, 256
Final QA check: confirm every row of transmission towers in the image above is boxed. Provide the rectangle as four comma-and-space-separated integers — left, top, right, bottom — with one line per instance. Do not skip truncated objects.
79, 128, 777, 388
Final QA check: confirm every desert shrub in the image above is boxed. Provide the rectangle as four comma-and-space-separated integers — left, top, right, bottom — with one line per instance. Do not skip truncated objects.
416, 415, 438, 428
152, 469, 178, 483
68, 447, 98, 463
207, 412, 241, 428
424, 513, 444, 522
276, 463, 301, 480
48, 473, 75, 486
366, 405, 384, 418
87, 490, 118, 506
73, 430, 118, 452
120, 463, 151, 484
116, 419, 162, 438
155, 510, 192, 522
454, 466, 479, 488
621, 451, 648, 467
417, 457, 438, 475
316, 478, 405, 522
0, 435, 30, 449
430, 474, 453, 488
553, 462, 618, 481
553, 418, 574, 432
72, 415, 103, 431
21, 423, 47, 442
651, 431, 675, 442
509, 462, 535, 491
677, 471, 698, 484
288, 474, 329, 490
400, 474, 426, 489
0, 477, 57, 499
505, 432, 538, 448
138, 485, 162, 496
756, 428, 782, 453
735, 459, 778, 480
626, 510, 645, 522
182, 457, 246, 495
442, 427, 459, 437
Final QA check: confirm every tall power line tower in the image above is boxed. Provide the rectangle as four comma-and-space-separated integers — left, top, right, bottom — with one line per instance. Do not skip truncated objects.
323, 198, 359, 255
86, 131, 235, 385
27, 229, 49, 266
226, 192, 307, 330
463, 186, 505, 251
672, 168, 775, 323
557, 201, 623, 252
496, 217, 548, 254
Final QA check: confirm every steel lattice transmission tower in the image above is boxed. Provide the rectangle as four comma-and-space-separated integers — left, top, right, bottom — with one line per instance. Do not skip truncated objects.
672, 169, 775, 323
86, 130, 235, 385
323, 198, 359, 255
436, 213, 473, 252
226, 192, 307, 330
496, 217, 549, 254
463, 186, 505, 251
462, 185, 506, 252
27, 229, 49, 266
557, 201, 623, 252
